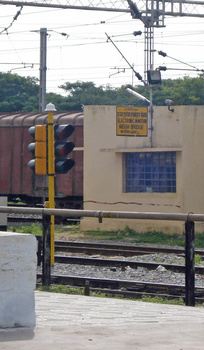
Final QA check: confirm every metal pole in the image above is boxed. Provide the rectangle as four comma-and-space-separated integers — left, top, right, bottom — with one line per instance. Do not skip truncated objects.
46, 104, 56, 266
39, 28, 47, 112
2, 206, 204, 222
185, 220, 195, 306
149, 86, 153, 147
42, 214, 51, 286
144, 25, 154, 147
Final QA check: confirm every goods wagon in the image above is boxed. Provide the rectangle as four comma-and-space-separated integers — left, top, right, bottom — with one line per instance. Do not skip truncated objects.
0, 111, 83, 209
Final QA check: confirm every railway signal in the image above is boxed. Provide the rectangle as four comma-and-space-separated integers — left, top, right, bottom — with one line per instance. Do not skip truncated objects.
28, 125, 47, 175
54, 124, 75, 174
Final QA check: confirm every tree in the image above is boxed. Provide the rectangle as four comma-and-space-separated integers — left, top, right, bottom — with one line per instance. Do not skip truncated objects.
59, 81, 149, 109
59, 77, 204, 109
0, 72, 203, 112
59, 81, 107, 110
0, 73, 39, 112
151, 76, 204, 106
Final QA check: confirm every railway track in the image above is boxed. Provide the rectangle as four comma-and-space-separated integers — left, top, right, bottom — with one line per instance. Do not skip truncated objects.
54, 240, 204, 258
37, 273, 204, 302
54, 254, 204, 274
36, 240, 204, 302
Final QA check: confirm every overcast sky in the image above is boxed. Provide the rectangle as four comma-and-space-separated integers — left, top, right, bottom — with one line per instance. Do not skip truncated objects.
0, 3, 203, 95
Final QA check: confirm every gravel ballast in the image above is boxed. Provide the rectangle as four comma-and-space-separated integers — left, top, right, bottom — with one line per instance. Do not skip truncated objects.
39, 250, 204, 288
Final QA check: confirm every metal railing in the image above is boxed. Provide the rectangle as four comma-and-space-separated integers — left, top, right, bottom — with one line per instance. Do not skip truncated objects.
1, 205, 204, 221
1, 206, 201, 306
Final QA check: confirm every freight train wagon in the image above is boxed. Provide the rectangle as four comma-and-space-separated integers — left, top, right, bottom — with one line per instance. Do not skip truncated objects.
0, 111, 83, 209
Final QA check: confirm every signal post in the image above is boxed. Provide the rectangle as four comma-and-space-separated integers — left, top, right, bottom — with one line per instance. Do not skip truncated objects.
28, 102, 76, 270
45, 102, 56, 266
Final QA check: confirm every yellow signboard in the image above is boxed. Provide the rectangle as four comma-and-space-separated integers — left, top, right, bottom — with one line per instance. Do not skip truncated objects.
116, 106, 148, 136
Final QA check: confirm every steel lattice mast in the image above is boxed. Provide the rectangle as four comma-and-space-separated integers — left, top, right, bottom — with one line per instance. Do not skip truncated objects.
126, 0, 204, 81
0, 0, 204, 17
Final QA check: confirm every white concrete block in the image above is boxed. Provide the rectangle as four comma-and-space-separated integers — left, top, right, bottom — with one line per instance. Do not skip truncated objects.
0, 197, 7, 229
0, 232, 37, 328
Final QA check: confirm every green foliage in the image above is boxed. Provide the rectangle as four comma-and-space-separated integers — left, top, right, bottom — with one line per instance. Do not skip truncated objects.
151, 76, 204, 105
83, 228, 204, 249
58, 77, 204, 109
194, 254, 203, 265
82, 226, 185, 246
36, 285, 187, 306
7, 222, 204, 250
59, 81, 149, 109
0, 72, 203, 112
8, 223, 42, 236
141, 295, 184, 305
37, 285, 84, 295
195, 232, 204, 248
132, 230, 185, 246
0, 72, 39, 112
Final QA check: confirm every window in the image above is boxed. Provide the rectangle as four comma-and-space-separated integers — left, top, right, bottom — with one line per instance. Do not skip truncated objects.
125, 152, 176, 193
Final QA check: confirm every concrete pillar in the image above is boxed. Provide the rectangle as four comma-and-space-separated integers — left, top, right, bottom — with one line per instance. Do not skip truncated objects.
0, 232, 37, 328
0, 197, 7, 231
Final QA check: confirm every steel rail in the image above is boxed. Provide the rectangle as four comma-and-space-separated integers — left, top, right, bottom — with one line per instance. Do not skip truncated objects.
36, 273, 204, 296
54, 255, 204, 274
54, 240, 204, 256
55, 245, 152, 257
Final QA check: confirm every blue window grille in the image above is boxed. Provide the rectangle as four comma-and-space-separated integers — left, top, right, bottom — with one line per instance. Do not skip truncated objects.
126, 152, 176, 193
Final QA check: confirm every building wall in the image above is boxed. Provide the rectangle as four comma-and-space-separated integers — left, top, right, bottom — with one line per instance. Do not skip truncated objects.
81, 105, 204, 233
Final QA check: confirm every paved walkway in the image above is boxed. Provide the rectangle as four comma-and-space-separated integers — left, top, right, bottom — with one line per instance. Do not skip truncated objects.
0, 291, 204, 349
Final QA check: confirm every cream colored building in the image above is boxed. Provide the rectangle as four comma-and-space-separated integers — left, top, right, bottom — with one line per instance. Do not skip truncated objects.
81, 105, 204, 233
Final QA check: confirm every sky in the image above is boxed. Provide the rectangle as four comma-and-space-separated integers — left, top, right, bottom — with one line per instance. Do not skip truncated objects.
0, 2, 203, 96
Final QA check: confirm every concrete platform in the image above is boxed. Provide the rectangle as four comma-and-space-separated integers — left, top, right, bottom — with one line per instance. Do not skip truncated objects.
0, 291, 204, 349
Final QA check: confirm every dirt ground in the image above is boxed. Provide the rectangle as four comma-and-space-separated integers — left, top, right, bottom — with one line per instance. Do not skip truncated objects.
54, 225, 90, 241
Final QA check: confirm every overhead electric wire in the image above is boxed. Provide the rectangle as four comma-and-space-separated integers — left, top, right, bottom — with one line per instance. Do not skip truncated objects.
0, 5, 202, 93
0, 6, 23, 34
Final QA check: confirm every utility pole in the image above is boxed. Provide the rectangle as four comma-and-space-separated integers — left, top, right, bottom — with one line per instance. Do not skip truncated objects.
39, 28, 47, 112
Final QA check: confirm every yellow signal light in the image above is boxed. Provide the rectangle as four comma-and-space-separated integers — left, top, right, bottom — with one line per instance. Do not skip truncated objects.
35, 125, 47, 142
35, 158, 47, 175
35, 141, 47, 158
28, 125, 47, 175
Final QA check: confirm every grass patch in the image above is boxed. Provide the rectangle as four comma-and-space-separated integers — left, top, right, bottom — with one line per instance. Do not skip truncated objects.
131, 229, 185, 246
36, 285, 106, 298
7, 223, 79, 237
195, 232, 204, 248
55, 224, 80, 234
36, 285, 192, 307
7, 223, 204, 249
8, 223, 42, 236
141, 295, 184, 305
82, 226, 186, 246
81, 226, 204, 249
195, 254, 203, 265
36, 285, 84, 295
